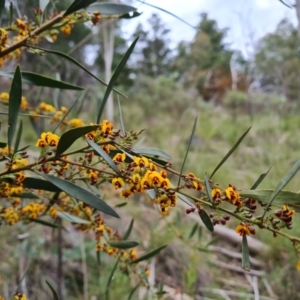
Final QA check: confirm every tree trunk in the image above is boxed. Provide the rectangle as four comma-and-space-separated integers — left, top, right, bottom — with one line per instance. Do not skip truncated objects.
295, 0, 300, 39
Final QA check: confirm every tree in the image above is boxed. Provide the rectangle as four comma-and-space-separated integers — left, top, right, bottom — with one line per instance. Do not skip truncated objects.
131, 13, 172, 77
172, 13, 242, 103
255, 18, 300, 101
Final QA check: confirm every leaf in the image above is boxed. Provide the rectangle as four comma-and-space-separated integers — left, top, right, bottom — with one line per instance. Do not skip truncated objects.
242, 235, 250, 271
209, 127, 251, 179
127, 282, 141, 300
130, 245, 167, 264
240, 189, 300, 211
204, 174, 214, 206
198, 210, 214, 232
57, 211, 90, 224
262, 158, 300, 218
11, 192, 39, 199
115, 202, 127, 208
123, 219, 134, 240
108, 240, 139, 249
120, 11, 143, 19
189, 223, 198, 239
36, 172, 119, 218
178, 117, 197, 186
8, 65, 22, 154
55, 125, 99, 156
40, 0, 50, 11
85, 137, 121, 176
29, 218, 61, 228
177, 192, 194, 207
0, 71, 84, 90
28, 46, 126, 98
0, 0, 5, 26
85, 3, 137, 15
250, 167, 272, 190
13, 120, 23, 155
16, 256, 32, 292
279, 0, 292, 8
105, 260, 119, 299
135, 0, 196, 29
132, 147, 171, 161
0, 142, 6, 148
23, 177, 61, 192
46, 280, 59, 300
64, 0, 96, 16
96, 36, 139, 123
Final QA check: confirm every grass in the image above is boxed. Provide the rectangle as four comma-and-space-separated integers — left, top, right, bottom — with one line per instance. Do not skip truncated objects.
2, 88, 300, 299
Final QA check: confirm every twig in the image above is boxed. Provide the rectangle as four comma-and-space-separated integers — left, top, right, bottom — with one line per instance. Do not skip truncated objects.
208, 259, 265, 277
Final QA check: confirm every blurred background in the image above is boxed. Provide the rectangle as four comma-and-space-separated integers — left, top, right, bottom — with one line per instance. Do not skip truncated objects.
1, 0, 300, 299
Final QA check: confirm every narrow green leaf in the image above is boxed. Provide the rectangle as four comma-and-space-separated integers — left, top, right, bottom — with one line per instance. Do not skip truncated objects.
85, 3, 136, 14
120, 11, 142, 19
8, 65, 22, 154
16, 256, 32, 292
123, 219, 134, 240
240, 190, 300, 211
177, 192, 193, 207
0, 71, 84, 90
130, 245, 167, 264
13, 120, 23, 155
29, 46, 126, 98
105, 260, 119, 299
85, 137, 121, 175
132, 147, 171, 161
36, 172, 119, 218
96, 36, 139, 123
209, 127, 251, 179
29, 218, 61, 228
177, 116, 197, 186
262, 158, 300, 219
55, 124, 99, 156
108, 240, 139, 249
127, 282, 141, 300
204, 174, 214, 206
198, 210, 214, 232
188, 223, 198, 239
136, 0, 196, 29
53, 92, 82, 134
242, 235, 250, 271
115, 202, 127, 207
197, 226, 202, 241
23, 177, 61, 192
46, 280, 59, 300
250, 167, 272, 190
0, 0, 5, 26
11, 192, 39, 199
53, 73, 60, 109
64, 0, 96, 16
0, 142, 6, 148
117, 95, 125, 136
57, 211, 90, 224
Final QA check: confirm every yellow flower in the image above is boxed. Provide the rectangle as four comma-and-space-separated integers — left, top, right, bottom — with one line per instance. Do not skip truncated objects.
69, 118, 85, 128
283, 205, 295, 216
130, 249, 137, 260
0, 28, 8, 47
13, 292, 27, 300
113, 152, 126, 163
61, 24, 72, 35
0, 92, 9, 101
133, 156, 149, 168
39, 102, 56, 113
225, 186, 240, 204
100, 119, 114, 135
297, 261, 300, 271
121, 189, 132, 199
21, 96, 28, 110
211, 188, 222, 200
235, 223, 251, 236
12, 158, 28, 169
112, 177, 125, 189
36, 132, 60, 148
160, 177, 171, 190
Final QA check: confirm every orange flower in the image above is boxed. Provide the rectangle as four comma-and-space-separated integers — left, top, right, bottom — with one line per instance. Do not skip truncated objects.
235, 223, 251, 236
211, 188, 222, 200
113, 152, 126, 163
225, 186, 240, 205
112, 177, 125, 189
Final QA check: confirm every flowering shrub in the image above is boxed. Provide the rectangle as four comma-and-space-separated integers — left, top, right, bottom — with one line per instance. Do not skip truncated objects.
1, 0, 300, 299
